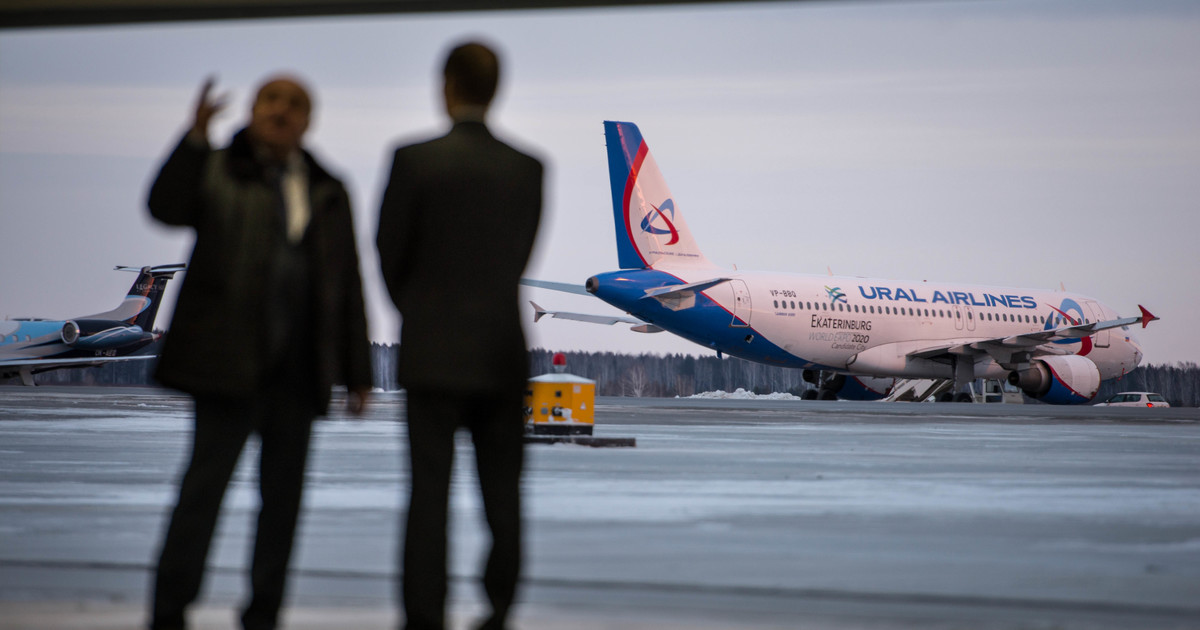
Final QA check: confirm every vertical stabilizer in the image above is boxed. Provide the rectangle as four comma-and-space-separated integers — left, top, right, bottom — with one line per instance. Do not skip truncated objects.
85, 264, 186, 329
604, 121, 714, 270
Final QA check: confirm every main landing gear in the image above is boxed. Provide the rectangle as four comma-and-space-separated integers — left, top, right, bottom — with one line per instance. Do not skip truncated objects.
801, 370, 843, 400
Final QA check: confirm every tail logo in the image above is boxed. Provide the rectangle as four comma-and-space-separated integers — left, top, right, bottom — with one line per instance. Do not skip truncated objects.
825, 286, 847, 304
639, 199, 680, 245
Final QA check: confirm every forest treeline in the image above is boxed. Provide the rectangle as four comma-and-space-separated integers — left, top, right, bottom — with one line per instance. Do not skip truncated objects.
380, 345, 1200, 406
18, 342, 1200, 407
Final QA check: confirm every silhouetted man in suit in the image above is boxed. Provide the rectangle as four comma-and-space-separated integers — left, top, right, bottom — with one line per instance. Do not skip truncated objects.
376, 42, 543, 630
147, 75, 372, 630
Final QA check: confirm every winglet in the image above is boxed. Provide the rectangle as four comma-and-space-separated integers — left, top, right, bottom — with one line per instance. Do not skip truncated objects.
530, 301, 548, 323
1138, 305, 1158, 329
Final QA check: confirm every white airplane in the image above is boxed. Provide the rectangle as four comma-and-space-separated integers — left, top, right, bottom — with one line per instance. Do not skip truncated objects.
1, 264, 184, 386
525, 121, 1156, 404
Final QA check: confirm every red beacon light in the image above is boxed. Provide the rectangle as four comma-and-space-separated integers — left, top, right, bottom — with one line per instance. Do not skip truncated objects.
552, 352, 567, 373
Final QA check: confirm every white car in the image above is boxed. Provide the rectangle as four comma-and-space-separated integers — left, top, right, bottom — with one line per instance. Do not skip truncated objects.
1094, 392, 1171, 408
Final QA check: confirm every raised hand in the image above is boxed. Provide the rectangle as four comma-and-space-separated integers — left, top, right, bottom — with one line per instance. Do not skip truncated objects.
188, 76, 229, 143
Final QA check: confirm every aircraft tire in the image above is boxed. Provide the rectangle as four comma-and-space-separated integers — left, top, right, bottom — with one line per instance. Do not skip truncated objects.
818, 389, 838, 401
801, 389, 819, 400
953, 392, 974, 403
937, 392, 956, 403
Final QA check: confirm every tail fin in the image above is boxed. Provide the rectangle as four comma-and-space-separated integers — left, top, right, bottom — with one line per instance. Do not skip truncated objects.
604, 121, 714, 270
120, 265, 185, 330
82, 265, 186, 328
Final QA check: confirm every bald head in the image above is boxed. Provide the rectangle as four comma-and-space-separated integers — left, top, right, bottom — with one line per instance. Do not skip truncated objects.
247, 74, 313, 159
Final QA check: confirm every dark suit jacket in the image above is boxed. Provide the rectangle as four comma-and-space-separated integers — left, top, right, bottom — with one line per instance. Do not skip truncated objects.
148, 129, 373, 411
377, 121, 543, 394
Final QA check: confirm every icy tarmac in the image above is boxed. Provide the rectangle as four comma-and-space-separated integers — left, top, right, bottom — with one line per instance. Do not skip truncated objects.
1, 386, 1199, 629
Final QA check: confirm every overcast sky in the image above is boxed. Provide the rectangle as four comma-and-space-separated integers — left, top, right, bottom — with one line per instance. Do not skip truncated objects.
2, 0, 1198, 367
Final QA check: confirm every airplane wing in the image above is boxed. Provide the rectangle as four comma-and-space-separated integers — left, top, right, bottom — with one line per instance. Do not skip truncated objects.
908, 305, 1157, 365
529, 302, 663, 333
1, 355, 156, 385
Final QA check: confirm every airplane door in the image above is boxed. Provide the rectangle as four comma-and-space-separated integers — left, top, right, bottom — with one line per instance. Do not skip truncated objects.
953, 305, 964, 331
730, 280, 751, 327
965, 305, 977, 331
1085, 300, 1110, 348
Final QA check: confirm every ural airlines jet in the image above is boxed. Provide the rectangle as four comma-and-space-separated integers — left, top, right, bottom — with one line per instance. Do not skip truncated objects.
1, 265, 184, 386
526, 122, 1156, 404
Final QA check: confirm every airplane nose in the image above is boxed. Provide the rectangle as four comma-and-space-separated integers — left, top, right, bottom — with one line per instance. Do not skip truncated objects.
1125, 333, 1144, 366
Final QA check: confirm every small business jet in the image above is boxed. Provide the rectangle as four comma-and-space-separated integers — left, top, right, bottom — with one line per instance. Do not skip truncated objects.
525, 122, 1156, 404
1, 264, 184, 385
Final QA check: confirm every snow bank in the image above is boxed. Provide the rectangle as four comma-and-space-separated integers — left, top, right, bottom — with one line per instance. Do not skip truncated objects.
685, 388, 801, 400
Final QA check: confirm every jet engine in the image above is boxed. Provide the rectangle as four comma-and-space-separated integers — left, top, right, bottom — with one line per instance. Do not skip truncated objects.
1007, 354, 1101, 405
60, 319, 146, 349
60, 320, 81, 345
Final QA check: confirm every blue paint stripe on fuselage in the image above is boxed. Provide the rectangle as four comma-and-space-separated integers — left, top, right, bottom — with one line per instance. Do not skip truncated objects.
589, 269, 827, 369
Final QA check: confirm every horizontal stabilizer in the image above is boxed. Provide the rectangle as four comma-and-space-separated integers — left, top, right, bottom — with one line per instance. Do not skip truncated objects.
640, 277, 731, 301
520, 278, 590, 296
637, 277, 730, 312
529, 302, 643, 327
115, 264, 187, 276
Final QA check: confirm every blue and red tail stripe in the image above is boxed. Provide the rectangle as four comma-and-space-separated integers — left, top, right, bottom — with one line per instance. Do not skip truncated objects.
605, 121, 650, 269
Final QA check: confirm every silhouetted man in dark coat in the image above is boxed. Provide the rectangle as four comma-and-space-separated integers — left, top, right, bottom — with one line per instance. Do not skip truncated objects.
376, 42, 543, 630
147, 74, 372, 630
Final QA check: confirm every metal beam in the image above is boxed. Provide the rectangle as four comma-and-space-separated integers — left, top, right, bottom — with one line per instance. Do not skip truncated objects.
0, 0, 800, 30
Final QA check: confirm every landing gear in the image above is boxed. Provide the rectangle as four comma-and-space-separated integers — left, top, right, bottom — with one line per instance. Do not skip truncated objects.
801, 370, 843, 401
937, 391, 975, 403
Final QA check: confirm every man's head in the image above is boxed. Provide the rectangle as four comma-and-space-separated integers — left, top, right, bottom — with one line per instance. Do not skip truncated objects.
247, 75, 312, 159
442, 42, 500, 119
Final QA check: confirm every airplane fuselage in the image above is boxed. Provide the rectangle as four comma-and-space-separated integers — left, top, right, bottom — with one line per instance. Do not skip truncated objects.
588, 267, 1144, 383
0, 318, 156, 363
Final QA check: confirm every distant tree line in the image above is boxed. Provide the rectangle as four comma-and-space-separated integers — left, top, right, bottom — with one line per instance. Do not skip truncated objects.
12, 341, 1199, 407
